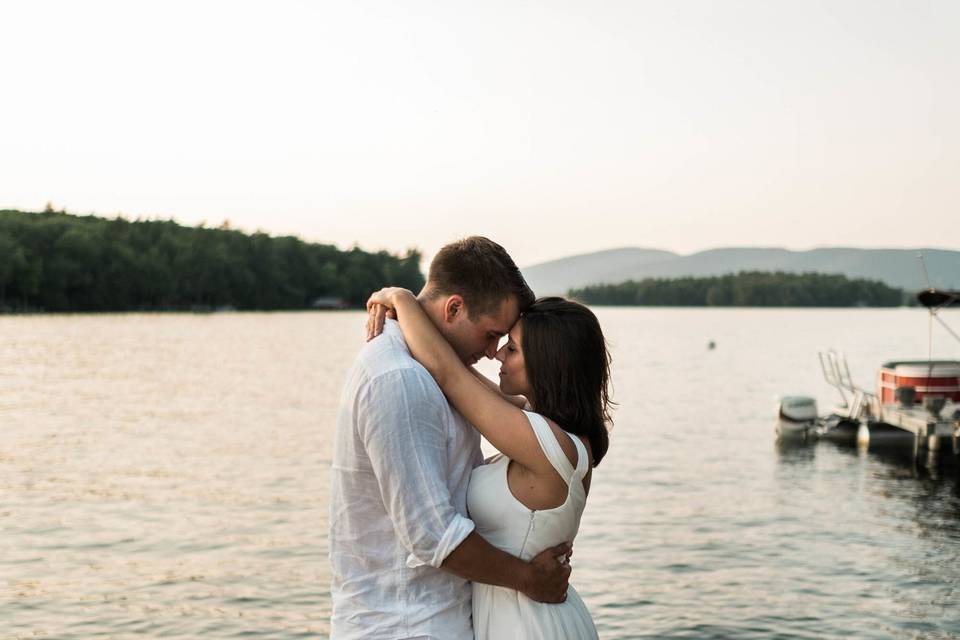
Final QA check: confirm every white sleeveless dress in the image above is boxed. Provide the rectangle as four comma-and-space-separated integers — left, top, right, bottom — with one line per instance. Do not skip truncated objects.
467, 411, 598, 639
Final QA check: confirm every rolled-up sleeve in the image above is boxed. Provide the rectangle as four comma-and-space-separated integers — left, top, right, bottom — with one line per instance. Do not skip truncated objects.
357, 367, 475, 568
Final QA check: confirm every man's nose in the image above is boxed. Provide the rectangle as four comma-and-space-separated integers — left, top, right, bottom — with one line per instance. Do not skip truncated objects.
484, 340, 499, 359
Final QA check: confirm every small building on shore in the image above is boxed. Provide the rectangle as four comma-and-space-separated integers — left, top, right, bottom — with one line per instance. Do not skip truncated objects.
311, 296, 350, 310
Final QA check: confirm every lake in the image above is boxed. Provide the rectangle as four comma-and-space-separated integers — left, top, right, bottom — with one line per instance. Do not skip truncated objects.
2, 308, 959, 638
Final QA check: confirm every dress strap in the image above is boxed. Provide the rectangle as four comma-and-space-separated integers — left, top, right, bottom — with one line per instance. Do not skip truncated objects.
570, 433, 589, 479
523, 411, 587, 483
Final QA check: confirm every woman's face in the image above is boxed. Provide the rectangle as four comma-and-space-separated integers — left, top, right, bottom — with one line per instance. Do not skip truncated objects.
495, 320, 531, 397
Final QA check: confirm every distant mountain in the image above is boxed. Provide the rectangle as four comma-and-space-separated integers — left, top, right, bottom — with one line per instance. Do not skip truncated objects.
522, 247, 960, 295
520, 248, 678, 296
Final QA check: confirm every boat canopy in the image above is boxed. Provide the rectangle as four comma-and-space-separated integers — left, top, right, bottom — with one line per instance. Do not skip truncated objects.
916, 288, 959, 309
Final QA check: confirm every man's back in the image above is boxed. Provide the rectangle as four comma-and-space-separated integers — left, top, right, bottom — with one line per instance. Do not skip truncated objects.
329, 321, 482, 639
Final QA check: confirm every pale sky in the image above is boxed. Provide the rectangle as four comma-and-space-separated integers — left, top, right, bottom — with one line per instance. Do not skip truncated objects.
2, 0, 958, 267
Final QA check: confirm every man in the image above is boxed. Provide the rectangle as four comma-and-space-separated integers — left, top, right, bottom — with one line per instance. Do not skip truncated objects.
330, 237, 571, 639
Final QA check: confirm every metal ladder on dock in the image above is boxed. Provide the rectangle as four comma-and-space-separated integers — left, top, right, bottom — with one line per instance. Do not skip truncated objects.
818, 350, 875, 421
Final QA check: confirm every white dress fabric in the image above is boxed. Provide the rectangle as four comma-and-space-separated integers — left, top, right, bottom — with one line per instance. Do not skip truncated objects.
467, 411, 599, 639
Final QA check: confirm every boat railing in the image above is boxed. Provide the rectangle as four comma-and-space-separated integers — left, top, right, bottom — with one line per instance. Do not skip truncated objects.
820, 350, 851, 406
819, 350, 876, 419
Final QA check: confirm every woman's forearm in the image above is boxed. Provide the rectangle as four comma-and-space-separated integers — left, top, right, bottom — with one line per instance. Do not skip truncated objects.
378, 288, 545, 472
391, 292, 464, 388
470, 368, 527, 409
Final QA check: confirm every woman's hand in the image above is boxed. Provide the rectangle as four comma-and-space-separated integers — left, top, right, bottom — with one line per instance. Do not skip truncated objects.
366, 303, 392, 341
365, 287, 413, 341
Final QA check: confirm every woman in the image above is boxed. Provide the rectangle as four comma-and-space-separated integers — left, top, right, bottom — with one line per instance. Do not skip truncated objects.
366, 288, 613, 639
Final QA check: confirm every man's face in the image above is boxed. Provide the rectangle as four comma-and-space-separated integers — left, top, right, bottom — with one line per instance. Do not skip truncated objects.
445, 296, 520, 366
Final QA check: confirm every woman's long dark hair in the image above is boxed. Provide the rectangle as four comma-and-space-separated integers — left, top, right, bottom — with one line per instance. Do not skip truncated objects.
521, 297, 613, 466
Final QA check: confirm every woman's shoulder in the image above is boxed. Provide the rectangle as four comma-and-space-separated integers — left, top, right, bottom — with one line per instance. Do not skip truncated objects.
528, 412, 591, 469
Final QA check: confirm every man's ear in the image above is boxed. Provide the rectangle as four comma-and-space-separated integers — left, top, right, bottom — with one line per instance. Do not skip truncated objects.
442, 295, 465, 323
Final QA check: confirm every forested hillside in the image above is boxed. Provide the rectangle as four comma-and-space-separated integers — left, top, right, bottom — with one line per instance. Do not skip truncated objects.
570, 272, 907, 307
0, 209, 424, 312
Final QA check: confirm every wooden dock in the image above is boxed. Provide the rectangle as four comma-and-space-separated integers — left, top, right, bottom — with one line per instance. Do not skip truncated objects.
875, 401, 960, 451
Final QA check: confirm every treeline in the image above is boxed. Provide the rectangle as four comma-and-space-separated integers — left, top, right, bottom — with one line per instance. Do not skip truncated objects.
570, 271, 907, 307
0, 209, 424, 312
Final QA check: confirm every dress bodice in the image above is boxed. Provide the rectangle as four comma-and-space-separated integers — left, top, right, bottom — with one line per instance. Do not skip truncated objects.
467, 411, 599, 639
467, 411, 589, 561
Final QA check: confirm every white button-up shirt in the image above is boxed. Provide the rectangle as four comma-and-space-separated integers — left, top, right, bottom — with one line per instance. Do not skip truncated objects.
330, 320, 482, 639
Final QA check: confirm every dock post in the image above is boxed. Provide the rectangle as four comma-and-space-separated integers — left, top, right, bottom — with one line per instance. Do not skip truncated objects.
927, 423, 940, 453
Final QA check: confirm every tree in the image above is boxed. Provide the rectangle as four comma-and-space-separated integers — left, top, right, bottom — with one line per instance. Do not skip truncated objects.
0, 232, 27, 308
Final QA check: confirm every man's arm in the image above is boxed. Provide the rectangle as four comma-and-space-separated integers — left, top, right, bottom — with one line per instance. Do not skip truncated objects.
442, 531, 572, 603
360, 369, 473, 568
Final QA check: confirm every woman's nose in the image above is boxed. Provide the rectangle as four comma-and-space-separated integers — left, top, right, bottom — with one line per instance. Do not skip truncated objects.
494, 344, 507, 362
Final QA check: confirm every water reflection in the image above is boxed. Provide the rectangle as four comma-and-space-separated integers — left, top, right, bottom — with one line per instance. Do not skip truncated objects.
773, 436, 960, 636
4, 309, 960, 639
776, 432, 960, 481
774, 438, 817, 465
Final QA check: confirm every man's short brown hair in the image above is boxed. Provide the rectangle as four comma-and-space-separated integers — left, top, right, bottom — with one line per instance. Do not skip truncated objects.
424, 236, 535, 318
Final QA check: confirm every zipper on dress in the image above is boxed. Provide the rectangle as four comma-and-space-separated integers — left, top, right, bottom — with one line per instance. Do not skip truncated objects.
518, 510, 535, 558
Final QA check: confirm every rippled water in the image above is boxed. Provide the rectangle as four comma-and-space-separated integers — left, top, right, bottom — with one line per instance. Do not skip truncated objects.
2, 309, 959, 638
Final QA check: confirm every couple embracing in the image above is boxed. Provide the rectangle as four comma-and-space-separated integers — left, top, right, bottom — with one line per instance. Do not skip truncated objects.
330, 237, 613, 639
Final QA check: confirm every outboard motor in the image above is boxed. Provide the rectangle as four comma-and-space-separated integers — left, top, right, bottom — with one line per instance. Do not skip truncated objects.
776, 396, 818, 440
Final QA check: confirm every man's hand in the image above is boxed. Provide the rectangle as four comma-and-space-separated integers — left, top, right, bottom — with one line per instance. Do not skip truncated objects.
441, 533, 573, 602
521, 542, 573, 603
